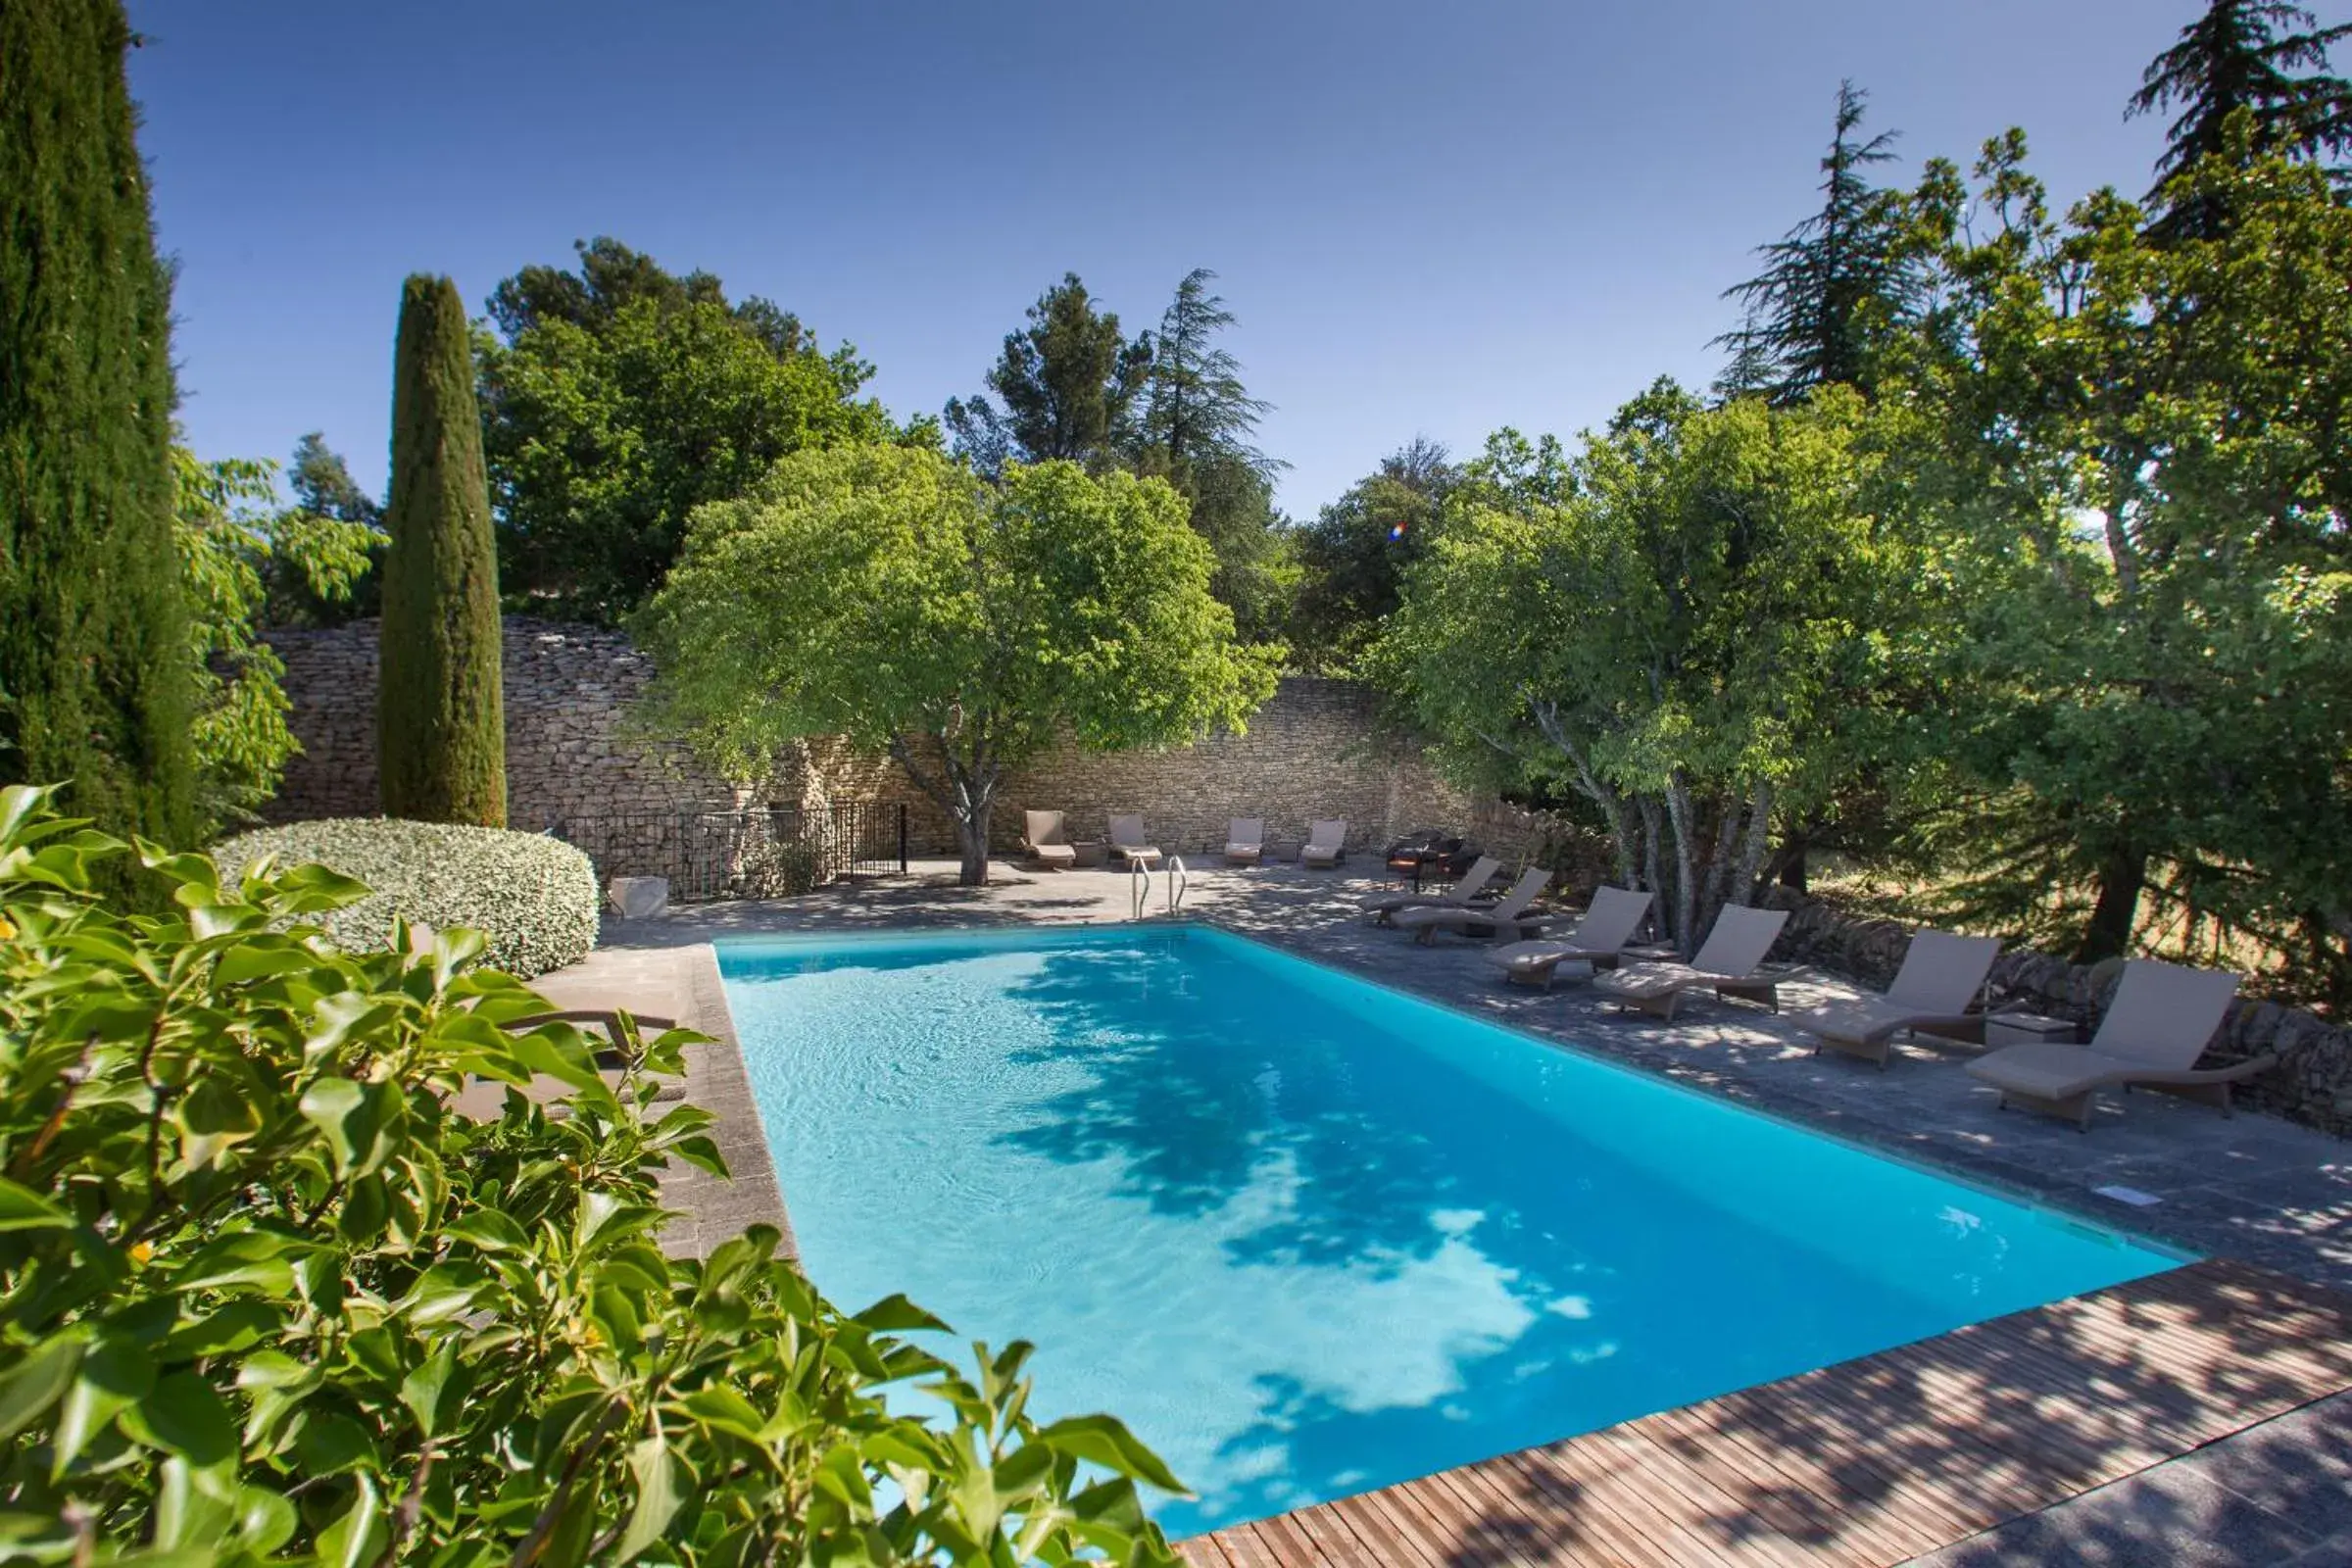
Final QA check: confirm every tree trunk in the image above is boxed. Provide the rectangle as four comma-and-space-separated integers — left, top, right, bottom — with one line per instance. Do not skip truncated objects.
956, 802, 992, 887
2076, 844, 2146, 964
1663, 773, 1698, 955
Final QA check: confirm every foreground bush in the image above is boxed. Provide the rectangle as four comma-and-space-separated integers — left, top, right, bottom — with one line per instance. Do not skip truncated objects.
215, 817, 600, 979
0, 784, 1184, 1565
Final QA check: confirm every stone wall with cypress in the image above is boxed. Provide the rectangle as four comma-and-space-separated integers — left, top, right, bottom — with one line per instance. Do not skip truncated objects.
0, 1, 193, 853
378, 274, 507, 826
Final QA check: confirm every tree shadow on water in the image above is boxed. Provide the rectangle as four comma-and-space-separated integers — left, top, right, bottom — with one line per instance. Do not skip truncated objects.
994, 944, 1476, 1271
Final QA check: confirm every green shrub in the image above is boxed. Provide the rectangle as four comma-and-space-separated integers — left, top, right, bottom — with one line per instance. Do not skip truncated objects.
215, 818, 599, 979
0, 784, 1185, 1564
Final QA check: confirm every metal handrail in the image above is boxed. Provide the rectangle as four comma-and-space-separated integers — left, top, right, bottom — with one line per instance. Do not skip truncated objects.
1166, 856, 1188, 915
1130, 857, 1151, 920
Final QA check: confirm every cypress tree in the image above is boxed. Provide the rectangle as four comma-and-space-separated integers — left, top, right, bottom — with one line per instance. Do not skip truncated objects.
0, 1, 194, 851
378, 275, 507, 826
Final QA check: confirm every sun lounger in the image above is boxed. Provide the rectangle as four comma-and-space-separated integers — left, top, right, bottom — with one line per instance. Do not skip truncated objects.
1393, 868, 1552, 945
1592, 904, 1790, 1019
1968, 958, 2269, 1130
1485, 886, 1657, 989
1300, 818, 1348, 869
1107, 814, 1162, 869
1224, 818, 1265, 866
1794, 929, 2003, 1068
1362, 856, 1502, 926
1022, 809, 1077, 870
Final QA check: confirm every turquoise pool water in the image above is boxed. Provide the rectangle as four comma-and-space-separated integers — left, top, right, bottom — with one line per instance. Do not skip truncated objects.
717, 925, 2180, 1538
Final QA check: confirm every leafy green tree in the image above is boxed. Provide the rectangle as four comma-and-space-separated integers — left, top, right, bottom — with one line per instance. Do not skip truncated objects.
173, 449, 375, 828
2130, 0, 2352, 234
380, 275, 508, 829
269, 433, 384, 625
639, 445, 1280, 885
1888, 136, 2352, 982
1290, 437, 1458, 673
943, 273, 1152, 474
0, 784, 1187, 1564
1714, 80, 1920, 403
1381, 387, 1923, 952
0, 0, 193, 858
1129, 270, 1295, 645
481, 239, 904, 622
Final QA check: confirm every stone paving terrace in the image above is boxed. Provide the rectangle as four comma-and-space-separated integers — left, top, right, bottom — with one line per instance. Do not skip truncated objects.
560, 857, 2352, 1294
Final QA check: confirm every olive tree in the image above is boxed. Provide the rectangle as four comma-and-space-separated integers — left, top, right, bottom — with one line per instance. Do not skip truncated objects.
638, 445, 1280, 884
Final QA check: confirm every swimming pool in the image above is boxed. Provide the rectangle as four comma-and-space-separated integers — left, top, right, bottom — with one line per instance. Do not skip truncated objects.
717, 924, 2180, 1538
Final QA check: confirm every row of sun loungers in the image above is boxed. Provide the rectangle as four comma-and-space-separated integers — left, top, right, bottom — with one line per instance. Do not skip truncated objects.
1023, 811, 1352, 870
1361, 872, 2273, 1132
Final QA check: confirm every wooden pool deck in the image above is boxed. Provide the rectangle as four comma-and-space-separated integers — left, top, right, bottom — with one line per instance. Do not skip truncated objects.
1179, 1258, 2352, 1568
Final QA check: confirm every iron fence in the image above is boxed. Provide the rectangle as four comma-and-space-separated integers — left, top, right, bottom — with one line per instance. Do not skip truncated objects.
549, 803, 906, 903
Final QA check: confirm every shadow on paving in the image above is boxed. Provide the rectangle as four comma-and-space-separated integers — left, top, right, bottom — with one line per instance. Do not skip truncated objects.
1306, 1264, 2352, 1568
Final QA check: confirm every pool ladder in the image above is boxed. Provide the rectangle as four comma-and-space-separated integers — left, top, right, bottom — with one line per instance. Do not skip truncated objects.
1129, 856, 1189, 920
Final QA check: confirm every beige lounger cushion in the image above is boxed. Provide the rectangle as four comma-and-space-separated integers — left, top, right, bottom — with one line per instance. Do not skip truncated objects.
1966, 958, 2255, 1125
1394, 868, 1551, 942
1487, 886, 1654, 981
1363, 856, 1502, 921
1108, 814, 1162, 864
1023, 810, 1078, 867
1968, 1041, 2143, 1102
1592, 905, 1789, 1014
1301, 819, 1348, 867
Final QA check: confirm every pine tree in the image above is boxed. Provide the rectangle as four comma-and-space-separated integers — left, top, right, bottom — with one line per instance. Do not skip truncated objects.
379, 275, 507, 827
1141, 270, 1273, 472
0, 1, 194, 855
942, 274, 1152, 472
1712, 81, 1918, 404
2129, 1, 2352, 237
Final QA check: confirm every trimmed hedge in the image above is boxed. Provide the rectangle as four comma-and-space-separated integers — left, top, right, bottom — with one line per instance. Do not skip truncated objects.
216, 817, 597, 977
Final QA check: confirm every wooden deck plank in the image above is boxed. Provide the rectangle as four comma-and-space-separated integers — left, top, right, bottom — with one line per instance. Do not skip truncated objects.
1631, 1402, 1914, 1567
1179, 1261, 2352, 1568
1504, 1437, 1743, 1568
1322, 1494, 1451, 1568
1431, 1451, 1623, 1568
1383, 1476, 1571, 1568
1583, 1423, 1833, 1568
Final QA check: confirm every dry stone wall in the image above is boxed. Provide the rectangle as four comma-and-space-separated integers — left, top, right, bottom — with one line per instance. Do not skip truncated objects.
263, 618, 747, 831
995, 678, 1467, 859
262, 619, 1475, 865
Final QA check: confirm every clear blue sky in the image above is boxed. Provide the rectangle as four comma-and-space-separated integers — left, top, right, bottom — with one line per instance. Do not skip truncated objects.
127, 0, 2214, 517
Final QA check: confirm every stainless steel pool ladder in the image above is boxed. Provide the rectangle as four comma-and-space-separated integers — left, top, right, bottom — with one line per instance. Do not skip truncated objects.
1129, 855, 1189, 919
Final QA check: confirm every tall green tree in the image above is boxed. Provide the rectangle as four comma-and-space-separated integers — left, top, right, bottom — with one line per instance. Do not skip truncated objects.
1714, 80, 1920, 403
2130, 0, 2352, 235
481, 238, 904, 622
943, 273, 1152, 473
1291, 437, 1458, 673
1889, 135, 2352, 984
380, 275, 508, 828
1140, 269, 1271, 470
0, 0, 193, 855
1133, 270, 1291, 645
1381, 387, 1923, 953
639, 446, 1280, 885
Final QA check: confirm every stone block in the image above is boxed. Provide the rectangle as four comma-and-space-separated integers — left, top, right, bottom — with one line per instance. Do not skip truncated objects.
608, 876, 669, 918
